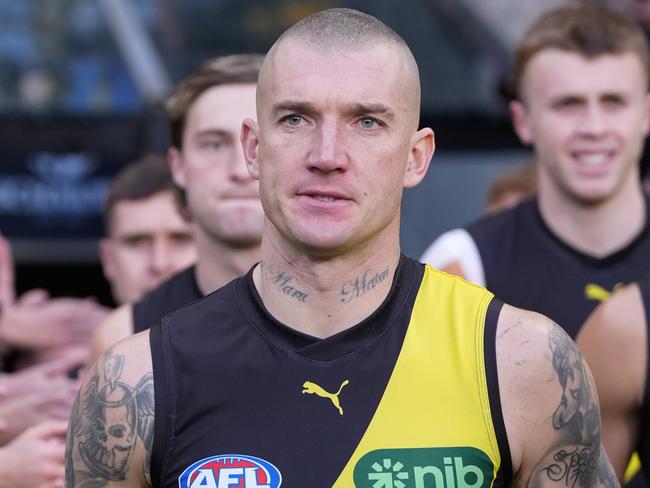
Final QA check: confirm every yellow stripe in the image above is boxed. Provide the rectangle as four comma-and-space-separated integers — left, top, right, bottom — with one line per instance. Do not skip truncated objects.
624, 452, 641, 483
333, 266, 500, 486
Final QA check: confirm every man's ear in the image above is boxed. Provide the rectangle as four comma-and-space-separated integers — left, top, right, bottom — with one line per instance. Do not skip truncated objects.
404, 127, 435, 189
241, 118, 260, 179
168, 147, 187, 189
98, 238, 116, 282
510, 100, 533, 145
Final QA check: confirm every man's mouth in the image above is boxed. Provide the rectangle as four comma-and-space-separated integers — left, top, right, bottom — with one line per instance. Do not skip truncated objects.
574, 152, 612, 165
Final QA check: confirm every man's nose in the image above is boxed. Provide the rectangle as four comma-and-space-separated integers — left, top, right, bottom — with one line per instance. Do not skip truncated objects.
578, 103, 607, 137
307, 120, 349, 173
149, 239, 174, 275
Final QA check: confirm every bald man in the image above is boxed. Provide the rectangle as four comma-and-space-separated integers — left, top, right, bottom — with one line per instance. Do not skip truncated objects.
66, 8, 616, 488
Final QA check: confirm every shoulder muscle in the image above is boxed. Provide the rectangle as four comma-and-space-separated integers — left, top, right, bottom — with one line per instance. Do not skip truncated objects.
88, 304, 135, 366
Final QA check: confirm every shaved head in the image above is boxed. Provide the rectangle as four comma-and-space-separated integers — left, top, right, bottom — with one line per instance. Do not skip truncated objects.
273, 8, 409, 54
258, 8, 421, 128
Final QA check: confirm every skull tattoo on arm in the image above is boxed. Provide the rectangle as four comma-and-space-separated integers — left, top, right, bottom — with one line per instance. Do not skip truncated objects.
66, 352, 154, 487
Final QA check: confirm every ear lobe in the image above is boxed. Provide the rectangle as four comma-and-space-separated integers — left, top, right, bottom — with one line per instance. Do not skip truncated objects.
404, 128, 435, 189
241, 118, 260, 179
168, 147, 187, 189
510, 100, 533, 145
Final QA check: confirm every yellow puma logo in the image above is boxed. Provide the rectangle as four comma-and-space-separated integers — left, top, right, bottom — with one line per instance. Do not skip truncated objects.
584, 282, 624, 302
302, 379, 349, 415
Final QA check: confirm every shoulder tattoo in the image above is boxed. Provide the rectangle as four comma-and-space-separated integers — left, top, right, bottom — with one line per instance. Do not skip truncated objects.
65, 353, 154, 487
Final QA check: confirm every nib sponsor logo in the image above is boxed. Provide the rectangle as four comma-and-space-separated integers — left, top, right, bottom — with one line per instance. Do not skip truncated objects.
178, 454, 282, 488
354, 448, 493, 488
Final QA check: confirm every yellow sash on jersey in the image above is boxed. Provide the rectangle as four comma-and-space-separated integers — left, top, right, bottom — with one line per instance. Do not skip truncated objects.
334, 266, 501, 487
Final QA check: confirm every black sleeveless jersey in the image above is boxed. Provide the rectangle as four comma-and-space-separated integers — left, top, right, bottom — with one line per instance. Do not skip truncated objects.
637, 278, 650, 478
467, 197, 650, 338
149, 255, 510, 488
132, 266, 202, 334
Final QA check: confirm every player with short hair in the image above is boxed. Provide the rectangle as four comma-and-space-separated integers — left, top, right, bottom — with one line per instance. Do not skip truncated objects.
67, 9, 616, 488
89, 55, 263, 364
100, 153, 196, 306
421, 4, 650, 339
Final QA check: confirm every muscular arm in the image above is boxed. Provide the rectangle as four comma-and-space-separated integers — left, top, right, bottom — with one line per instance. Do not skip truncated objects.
88, 304, 135, 367
497, 305, 618, 488
66, 331, 153, 488
577, 284, 645, 482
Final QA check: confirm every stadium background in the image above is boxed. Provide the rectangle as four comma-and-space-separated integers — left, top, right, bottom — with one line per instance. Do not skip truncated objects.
1, 0, 646, 305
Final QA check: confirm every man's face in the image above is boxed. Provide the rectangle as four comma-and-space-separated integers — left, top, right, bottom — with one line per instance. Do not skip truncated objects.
243, 41, 433, 256
170, 84, 263, 248
100, 191, 196, 304
511, 50, 650, 205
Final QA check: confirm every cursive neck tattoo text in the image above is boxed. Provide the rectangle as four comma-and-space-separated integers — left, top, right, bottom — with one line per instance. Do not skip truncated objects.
340, 266, 390, 304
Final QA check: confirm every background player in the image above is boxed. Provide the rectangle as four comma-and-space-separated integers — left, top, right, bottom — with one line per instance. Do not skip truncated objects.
421, 3, 650, 339
88, 55, 263, 363
99, 153, 196, 306
578, 280, 650, 483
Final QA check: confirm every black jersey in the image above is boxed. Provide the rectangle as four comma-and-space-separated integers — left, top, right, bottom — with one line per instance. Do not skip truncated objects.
149, 255, 510, 488
132, 266, 202, 334
638, 278, 650, 477
467, 197, 650, 338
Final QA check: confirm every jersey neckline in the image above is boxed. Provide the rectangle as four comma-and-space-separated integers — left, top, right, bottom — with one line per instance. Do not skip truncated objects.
529, 196, 650, 268
234, 253, 423, 363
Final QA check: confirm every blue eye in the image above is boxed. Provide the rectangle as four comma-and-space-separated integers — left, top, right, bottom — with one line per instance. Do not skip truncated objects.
359, 117, 377, 129
284, 115, 304, 126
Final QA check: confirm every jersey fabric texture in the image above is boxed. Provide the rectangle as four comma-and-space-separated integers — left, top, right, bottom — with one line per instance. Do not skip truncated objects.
637, 277, 650, 480
467, 197, 650, 339
149, 255, 511, 488
132, 265, 202, 334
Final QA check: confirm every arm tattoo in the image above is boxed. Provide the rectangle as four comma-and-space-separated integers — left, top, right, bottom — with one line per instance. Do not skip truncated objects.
340, 266, 389, 303
526, 326, 619, 488
65, 353, 154, 487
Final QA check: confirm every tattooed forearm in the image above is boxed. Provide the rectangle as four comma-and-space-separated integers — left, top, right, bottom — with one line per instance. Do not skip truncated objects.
525, 325, 619, 488
340, 266, 389, 303
65, 353, 154, 487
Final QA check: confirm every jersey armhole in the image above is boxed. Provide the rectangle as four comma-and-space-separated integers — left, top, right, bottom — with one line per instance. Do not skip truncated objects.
484, 298, 513, 487
150, 316, 175, 487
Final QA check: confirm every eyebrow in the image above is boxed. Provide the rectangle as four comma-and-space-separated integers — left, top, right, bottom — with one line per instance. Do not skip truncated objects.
347, 103, 395, 121
271, 100, 395, 121
271, 101, 314, 117
193, 129, 233, 140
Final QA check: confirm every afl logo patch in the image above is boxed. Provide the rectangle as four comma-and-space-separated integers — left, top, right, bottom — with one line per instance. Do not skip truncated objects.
178, 454, 282, 488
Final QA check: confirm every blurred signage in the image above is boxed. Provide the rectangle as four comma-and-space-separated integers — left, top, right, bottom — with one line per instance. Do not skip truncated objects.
0, 151, 112, 238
